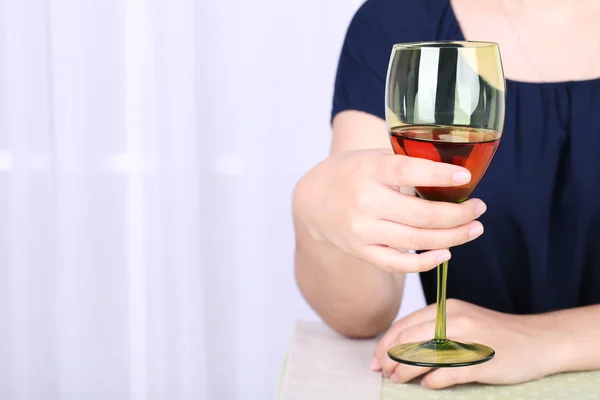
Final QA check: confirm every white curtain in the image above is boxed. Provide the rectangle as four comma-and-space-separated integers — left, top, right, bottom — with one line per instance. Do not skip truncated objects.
0, 0, 425, 399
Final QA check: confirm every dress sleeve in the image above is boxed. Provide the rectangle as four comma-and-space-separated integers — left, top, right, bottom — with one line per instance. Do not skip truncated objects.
331, 0, 428, 122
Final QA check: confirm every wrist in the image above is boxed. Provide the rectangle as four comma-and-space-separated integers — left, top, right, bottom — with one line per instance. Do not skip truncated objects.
528, 312, 573, 375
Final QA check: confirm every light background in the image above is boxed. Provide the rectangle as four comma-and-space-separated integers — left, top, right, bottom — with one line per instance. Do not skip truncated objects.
0, 0, 426, 398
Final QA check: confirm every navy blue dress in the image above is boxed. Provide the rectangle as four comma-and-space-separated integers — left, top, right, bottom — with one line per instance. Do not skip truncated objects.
332, 0, 600, 315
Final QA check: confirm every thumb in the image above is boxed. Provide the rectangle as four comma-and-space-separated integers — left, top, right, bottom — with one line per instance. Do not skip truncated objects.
376, 152, 471, 188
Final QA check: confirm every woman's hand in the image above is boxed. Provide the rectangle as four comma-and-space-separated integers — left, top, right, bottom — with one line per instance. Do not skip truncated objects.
293, 149, 487, 274
372, 299, 564, 389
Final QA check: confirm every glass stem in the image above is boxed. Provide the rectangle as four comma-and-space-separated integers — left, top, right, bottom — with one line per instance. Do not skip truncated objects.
434, 259, 448, 341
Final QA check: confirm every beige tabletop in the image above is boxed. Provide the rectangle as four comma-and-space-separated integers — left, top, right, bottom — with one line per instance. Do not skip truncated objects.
380, 372, 600, 399
278, 321, 600, 400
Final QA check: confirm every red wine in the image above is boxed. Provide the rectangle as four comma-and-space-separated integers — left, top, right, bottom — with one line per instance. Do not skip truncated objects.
390, 125, 500, 203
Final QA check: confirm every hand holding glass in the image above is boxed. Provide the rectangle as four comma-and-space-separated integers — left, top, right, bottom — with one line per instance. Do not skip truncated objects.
385, 41, 506, 367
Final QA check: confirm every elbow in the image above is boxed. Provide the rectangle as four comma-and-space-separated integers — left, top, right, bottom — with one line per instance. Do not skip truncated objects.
321, 301, 398, 339
326, 319, 388, 339
294, 260, 399, 340
296, 279, 392, 339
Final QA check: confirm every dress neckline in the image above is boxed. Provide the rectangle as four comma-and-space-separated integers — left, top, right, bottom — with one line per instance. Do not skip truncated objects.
445, 0, 600, 87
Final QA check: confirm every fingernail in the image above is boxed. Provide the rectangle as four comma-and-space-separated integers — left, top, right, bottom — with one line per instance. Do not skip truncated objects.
436, 251, 451, 264
469, 225, 484, 239
453, 170, 471, 184
391, 374, 399, 383
475, 202, 487, 217
370, 356, 380, 371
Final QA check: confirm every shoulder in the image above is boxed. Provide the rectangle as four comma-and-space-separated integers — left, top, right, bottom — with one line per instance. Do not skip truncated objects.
348, 0, 452, 43
331, 0, 456, 121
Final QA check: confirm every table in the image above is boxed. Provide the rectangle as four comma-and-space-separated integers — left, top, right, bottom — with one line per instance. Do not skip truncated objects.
278, 321, 600, 400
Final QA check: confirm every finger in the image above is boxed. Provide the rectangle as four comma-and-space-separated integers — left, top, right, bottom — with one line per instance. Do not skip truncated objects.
359, 245, 451, 274
375, 304, 438, 364
376, 189, 487, 229
379, 320, 435, 378
421, 365, 477, 389
376, 154, 472, 188
376, 304, 479, 382
370, 219, 484, 251
391, 365, 431, 384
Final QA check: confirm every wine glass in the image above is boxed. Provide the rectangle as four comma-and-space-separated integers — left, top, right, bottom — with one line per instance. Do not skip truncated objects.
385, 41, 506, 367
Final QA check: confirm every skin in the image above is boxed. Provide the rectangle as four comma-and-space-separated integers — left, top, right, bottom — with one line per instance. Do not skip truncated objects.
293, 0, 600, 389
293, 111, 485, 338
372, 300, 600, 389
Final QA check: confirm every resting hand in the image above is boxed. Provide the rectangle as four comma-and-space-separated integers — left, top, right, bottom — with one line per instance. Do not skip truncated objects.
372, 299, 563, 389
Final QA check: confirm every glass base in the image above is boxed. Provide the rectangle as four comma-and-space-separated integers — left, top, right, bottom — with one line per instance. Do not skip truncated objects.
387, 339, 495, 368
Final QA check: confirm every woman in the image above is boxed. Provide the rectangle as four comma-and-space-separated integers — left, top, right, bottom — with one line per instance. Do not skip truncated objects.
293, 0, 600, 390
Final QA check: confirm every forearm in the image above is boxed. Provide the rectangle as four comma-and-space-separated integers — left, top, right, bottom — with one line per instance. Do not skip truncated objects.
535, 304, 600, 373
293, 219, 403, 339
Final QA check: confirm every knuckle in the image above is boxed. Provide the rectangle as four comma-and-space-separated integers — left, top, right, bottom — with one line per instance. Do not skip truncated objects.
342, 154, 369, 178
394, 367, 417, 383
425, 164, 445, 184
387, 156, 409, 185
414, 206, 436, 227
382, 361, 397, 376
394, 331, 411, 347
454, 211, 473, 227
446, 298, 459, 308
354, 191, 376, 213
375, 340, 388, 357
406, 252, 436, 273
403, 154, 419, 169
394, 332, 405, 344
347, 240, 363, 256
379, 257, 400, 273
389, 331, 406, 348
349, 218, 368, 238
418, 255, 438, 272
392, 368, 406, 382
446, 298, 461, 308
397, 156, 410, 176
404, 230, 422, 250
447, 298, 466, 313
457, 225, 474, 244
359, 159, 375, 177
364, 152, 385, 176
454, 315, 474, 330
444, 204, 467, 226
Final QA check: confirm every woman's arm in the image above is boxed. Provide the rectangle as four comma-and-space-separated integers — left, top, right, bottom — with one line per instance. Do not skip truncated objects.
294, 111, 412, 339
534, 303, 600, 373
